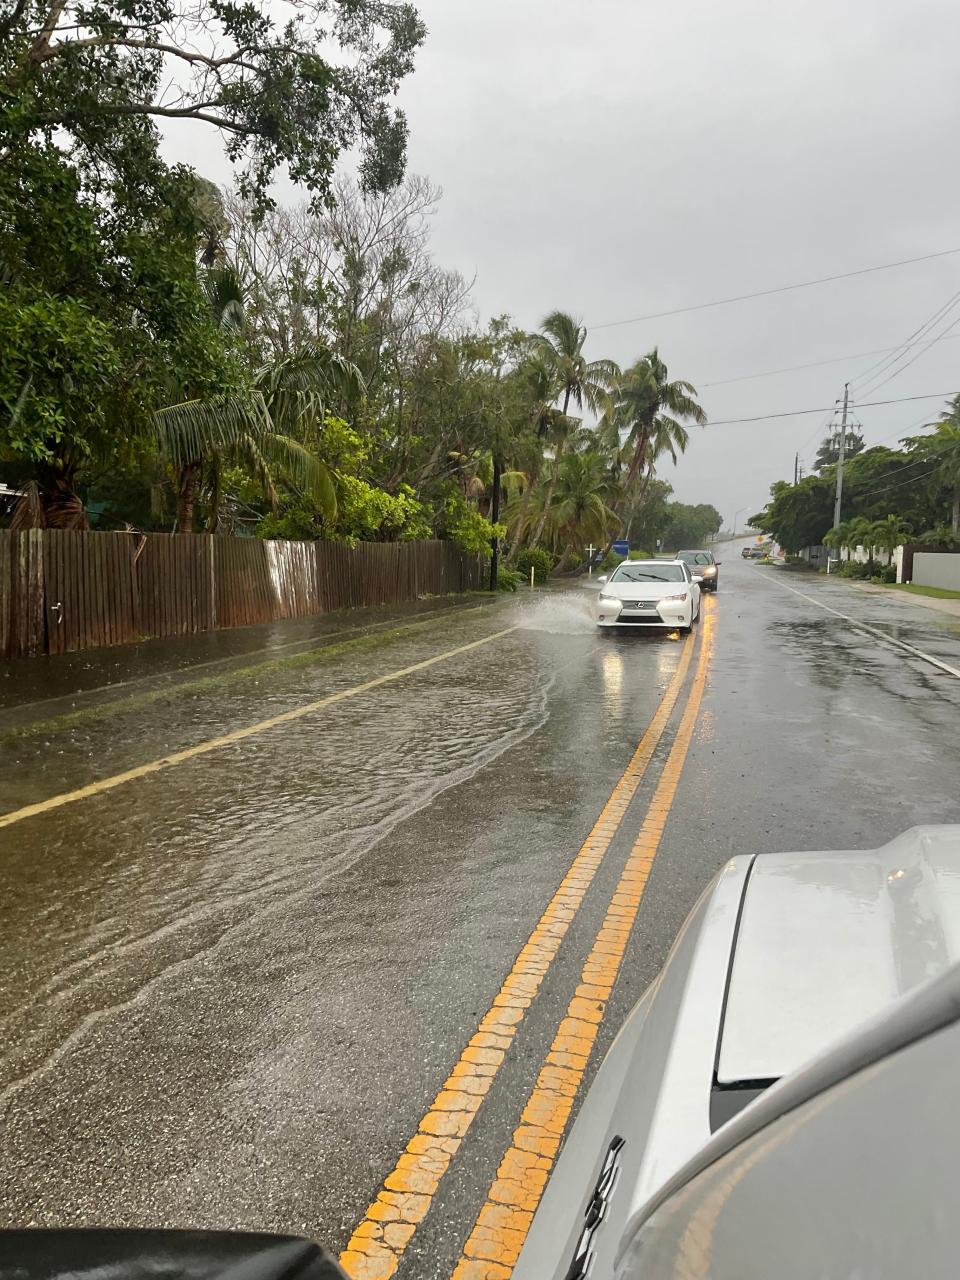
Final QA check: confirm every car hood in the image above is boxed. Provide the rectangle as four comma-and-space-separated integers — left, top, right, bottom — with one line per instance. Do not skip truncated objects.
600, 582, 688, 600
514, 828, 960, 1280
718, 825, 960, 1084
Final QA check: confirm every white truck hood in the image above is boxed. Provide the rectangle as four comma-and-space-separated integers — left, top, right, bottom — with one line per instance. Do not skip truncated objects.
718, 825, 960, 1084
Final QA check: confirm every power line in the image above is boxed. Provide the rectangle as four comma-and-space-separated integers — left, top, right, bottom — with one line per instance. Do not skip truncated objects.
870, 412, 937, 447
854, 463, 942, 501
848, 287, 960, 393
849, 288, 960, 396
853, 309, 960, 401
706, 389, 957, 427
701, 331, 960, 388
590, 247, 960, 332
797, 405, 843, 458
801, 409, 938, 476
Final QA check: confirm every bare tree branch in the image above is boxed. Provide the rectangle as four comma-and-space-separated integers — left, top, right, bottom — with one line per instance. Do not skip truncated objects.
44, 100, 247, 131
29, 0, 71, 61
35, 34, 262, 73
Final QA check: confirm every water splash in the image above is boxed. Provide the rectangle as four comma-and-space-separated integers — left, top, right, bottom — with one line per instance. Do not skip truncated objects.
506, 588, 597, 635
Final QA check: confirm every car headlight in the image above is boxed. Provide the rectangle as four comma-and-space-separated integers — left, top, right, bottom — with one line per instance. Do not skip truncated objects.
662, 593, 688, 602
598, 595, 621, 607
703, 566, 717, 575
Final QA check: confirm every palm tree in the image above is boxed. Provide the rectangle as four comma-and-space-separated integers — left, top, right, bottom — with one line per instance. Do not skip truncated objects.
846, 516, 878, 566
595, 350, 706, 561
510, 450, 616, 562
823, 520, 856, 558
527, 312, 619, 548
607, 350, 706, 496
157, 345, 365, 532
869, 514, 909, 566
504, 351, 563, 565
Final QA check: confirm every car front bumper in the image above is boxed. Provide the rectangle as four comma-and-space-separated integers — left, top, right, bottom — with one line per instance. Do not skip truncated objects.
596, 605, 690, 627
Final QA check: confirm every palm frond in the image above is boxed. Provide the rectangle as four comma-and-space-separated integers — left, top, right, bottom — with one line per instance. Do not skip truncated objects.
539, 311, 586, 358
262, 433, 337, 517
154, 393, 272, 467
203, 264, 245, 334
259, 345, 366, 404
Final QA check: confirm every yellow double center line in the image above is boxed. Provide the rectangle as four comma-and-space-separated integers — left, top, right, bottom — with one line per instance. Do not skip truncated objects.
453, 609, 715, 1279
340, 633, 697, 1280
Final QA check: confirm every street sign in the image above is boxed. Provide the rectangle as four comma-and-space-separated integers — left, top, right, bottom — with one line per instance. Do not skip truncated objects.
612, 540, 629, 556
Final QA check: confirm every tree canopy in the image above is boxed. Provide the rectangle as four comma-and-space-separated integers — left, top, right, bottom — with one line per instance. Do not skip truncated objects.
751, 405, 960, 555
2, 0, 425, 209
0, 0, 722, 560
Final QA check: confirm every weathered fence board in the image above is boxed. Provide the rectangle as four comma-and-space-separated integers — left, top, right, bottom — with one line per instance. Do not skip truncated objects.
0, 532, 483, 660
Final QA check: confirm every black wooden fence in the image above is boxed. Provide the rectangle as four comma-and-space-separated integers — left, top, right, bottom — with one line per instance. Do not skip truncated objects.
0, 531, 483, 659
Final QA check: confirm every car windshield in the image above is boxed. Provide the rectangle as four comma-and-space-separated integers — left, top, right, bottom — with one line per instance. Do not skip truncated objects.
610, 563, 685, 583
678, 551, 712, 565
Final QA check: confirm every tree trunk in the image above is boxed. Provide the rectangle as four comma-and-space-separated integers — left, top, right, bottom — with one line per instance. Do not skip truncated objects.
489, 453, 503, 591
953, 484, 959, 534
208, 460, 223, 534
176, 461, 201, 533
12, 466, 88, 530
529, 387, 571, 550
596, 454, 653, 567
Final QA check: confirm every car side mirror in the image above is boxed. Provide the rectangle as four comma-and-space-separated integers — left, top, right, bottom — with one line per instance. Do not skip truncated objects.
597, 575, 608, 586
716, 561, 722, 566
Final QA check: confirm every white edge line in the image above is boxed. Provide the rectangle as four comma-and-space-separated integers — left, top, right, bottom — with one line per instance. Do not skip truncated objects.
759, 573, 960, 680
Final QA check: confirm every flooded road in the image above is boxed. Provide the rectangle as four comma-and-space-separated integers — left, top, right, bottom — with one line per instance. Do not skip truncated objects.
1, 560, 959, 1277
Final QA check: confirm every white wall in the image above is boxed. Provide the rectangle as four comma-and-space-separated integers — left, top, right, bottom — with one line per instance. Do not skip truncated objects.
837, 543, 896, 566
911, 552, 960, 591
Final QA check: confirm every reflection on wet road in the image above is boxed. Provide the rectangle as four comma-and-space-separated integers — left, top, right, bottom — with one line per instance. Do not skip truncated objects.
1, 559, 959, 1278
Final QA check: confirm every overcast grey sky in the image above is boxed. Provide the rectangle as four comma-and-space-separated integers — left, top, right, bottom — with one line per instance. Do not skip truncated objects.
164, 0, 960, 529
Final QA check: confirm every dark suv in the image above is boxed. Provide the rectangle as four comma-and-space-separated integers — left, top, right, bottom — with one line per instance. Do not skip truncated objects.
676, 549, 719, 591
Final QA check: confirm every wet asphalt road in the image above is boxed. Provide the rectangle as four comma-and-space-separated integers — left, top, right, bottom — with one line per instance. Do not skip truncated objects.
1, 553, 959, 1276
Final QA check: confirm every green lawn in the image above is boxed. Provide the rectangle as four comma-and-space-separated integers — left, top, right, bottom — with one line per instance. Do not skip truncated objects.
889, 582, 960, 601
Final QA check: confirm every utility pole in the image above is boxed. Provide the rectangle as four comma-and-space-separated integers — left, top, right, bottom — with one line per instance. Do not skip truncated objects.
832, 382, 850, 532
794, 453, 799, 485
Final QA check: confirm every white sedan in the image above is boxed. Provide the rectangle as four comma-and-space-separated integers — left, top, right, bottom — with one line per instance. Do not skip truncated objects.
595, 559, 701, 631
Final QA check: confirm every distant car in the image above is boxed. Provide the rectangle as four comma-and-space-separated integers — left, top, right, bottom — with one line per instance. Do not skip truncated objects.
676, 548, 720, 590
742, 545, 765, 559
595, 560, 700, 632
741, 545, 754, 558
514, 825, 960, 1280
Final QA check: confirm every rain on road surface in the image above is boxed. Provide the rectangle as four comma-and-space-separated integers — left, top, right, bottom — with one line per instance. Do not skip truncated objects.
2, 557, 959, 1279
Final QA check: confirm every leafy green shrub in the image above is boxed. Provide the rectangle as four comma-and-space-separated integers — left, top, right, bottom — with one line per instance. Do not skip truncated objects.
917, 525, 960, 551
336, 477, 431, 542
256, 479, 432, 543
441, 495, 505, 558
599, 550, 623, 571
836, 560, 872, 578
515, 547, 554, 584
256, 504, 318, 541
496, 567, 524, 592
879, 564, 898, 583
627, 548, 653, 560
